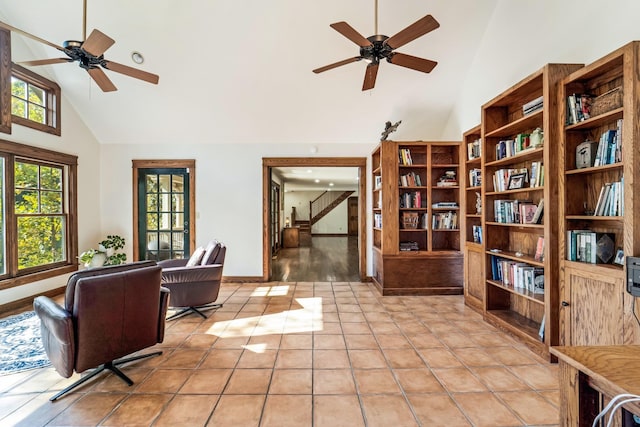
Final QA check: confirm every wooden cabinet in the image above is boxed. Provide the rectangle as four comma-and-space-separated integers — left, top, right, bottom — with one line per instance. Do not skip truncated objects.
558, 41, 640, 346
282, 227, 299, 248
371, 140, 463, 296
481, 63, 582, 358
462, 125, 484, 312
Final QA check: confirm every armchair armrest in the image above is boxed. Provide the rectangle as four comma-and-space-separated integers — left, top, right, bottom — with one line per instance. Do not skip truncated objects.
158, 258, 189, 269
33, 296, 75, 378
161, 264, 223, 285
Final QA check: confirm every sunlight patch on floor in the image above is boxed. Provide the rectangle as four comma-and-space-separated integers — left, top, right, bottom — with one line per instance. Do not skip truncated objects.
204, 297, 323, 338
251, 285, 290, 297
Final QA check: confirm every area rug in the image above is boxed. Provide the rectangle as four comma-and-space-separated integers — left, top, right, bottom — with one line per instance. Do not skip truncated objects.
0, 311, 50, 374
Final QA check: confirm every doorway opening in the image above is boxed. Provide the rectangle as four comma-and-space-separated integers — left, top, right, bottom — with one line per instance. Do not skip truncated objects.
262, 158, 367, 282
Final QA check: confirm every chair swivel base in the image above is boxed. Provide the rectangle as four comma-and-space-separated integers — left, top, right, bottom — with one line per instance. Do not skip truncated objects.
49, 350, 162, 401
166, 303, 223, 321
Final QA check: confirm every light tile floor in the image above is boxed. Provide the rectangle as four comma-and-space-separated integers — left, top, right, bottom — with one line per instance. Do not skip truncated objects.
0, 282, 560, 426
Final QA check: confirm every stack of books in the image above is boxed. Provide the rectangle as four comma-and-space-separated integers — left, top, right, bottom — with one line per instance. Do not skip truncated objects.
523, 95, 544, 115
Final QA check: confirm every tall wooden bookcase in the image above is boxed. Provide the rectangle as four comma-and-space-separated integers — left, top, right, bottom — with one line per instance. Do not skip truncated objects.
371, 140, 463, 296
462, 125, 484, 312
481, 63, 582, 358
558, 42, 640, 346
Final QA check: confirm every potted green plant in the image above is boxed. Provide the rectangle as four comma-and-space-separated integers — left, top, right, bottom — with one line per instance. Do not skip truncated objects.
79, 235, 127, 267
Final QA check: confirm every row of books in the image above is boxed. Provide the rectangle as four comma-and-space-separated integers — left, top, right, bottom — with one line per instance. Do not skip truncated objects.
399, 191, 424, 209
523, 95, 543, 116
492, 167, 527, 192
529, 161, 544, 188
432, 211, 458, 230
373, 213, 382, 228
593, 120, 623, 166
493, 199, 543, 224
472, 225, 483, 244
490, 255, 545, 294
594, 179, 623, 216
399, 171, 422, 187
565, 231, 615, 264
399, 148, 414, 165
495, 134, 537, 160
468, 168, 481, 187
566, 93, 593, 125
467, 138, 482, 160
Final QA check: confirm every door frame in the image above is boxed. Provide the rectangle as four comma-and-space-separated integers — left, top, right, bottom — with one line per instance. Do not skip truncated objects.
262, 157, 367, 281
132, 159, 196, 261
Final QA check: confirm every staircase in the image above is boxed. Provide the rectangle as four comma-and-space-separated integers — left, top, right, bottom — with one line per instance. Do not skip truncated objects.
310, 191, 354, 225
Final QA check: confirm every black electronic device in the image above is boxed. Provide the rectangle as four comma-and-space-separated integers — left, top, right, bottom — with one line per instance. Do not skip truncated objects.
626, 256, 640, 296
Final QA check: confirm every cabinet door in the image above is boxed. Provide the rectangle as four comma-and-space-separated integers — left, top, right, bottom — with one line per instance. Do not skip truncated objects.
561, 265, 624, 346
464, 245, 484, 311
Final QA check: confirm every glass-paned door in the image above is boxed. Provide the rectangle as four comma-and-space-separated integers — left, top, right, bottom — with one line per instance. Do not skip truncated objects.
138, 168, 190, 260
271, 182, 280, 253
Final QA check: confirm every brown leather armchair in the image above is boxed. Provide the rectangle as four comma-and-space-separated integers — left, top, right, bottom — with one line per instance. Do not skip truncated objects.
33, 261, 169, 401
159, 241, 226, 320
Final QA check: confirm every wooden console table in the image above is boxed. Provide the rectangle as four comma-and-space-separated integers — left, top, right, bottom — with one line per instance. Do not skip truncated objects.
550, 346, 640, 427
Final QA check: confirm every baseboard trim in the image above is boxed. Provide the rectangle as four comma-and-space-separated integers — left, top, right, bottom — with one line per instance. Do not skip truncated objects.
222, 276, 265, 283
0, 286, 65, 316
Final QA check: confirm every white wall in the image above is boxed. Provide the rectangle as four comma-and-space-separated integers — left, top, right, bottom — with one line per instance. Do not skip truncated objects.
99, 143, 373, 278
442, 0, 640, 138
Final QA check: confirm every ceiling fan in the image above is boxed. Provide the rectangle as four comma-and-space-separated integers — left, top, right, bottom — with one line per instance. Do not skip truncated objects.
0, 0, 159, 92
313, 1, 439, 91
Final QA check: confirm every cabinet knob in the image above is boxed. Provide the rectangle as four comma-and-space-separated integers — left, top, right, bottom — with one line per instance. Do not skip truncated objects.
561, 301, 570, 307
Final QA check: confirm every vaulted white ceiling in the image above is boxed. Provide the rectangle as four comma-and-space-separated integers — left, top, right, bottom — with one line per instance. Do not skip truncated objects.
0, 0, 498, 144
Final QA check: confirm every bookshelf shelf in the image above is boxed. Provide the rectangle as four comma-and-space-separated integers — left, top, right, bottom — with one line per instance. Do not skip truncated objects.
487, 280, 545, 304
484, 147, 544, 167
481, 63, 582, 359
485, 250, 544, 267
558, 42, 640, 347
485, 109, 544, 138
484, 310, 541, 341
564, 163, 623, 176
371, 141, 463, 296
565, 107, 623, 131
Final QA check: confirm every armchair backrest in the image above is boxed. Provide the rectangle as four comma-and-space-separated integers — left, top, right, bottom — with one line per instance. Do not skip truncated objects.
65, 261, 156, 312
68, 262, 163, 372
201, 241, 226, 266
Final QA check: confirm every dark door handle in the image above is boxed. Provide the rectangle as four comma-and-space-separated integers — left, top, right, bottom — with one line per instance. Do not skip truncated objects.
561, 301, 570, 307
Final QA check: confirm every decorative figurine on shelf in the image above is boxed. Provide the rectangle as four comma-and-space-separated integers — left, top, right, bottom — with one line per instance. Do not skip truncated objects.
380, 120, 402, 141
530, 127, 544, 148
475, 192, 482, 214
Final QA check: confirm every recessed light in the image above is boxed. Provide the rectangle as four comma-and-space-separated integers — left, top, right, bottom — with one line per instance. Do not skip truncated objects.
131, 51, 144, 64
314, 179, 320, 183
307, 170, 312, 173
329, 183, 334, 186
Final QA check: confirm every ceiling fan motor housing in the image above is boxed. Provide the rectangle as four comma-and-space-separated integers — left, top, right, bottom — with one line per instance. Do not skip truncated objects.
63, 40, 105, 70
360, 35, 393, 63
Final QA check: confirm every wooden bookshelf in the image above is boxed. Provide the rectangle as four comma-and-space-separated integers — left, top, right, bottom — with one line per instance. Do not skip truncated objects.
482, 63, 583, 359
558, 41, 640, 347
371, 141, 463, 296
462, 125, 484, 313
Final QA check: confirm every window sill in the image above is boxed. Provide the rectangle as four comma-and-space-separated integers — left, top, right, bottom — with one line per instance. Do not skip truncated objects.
0, 264, 78, 291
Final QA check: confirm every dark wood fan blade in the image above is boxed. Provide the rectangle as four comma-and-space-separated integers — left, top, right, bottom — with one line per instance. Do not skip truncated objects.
0, 20, 65, 51
82, 29, 115, 56
313, 57, 361, 74
385, 14, 440, 50
330, 22, 372, 48
362, 63, 379, 91
88, 67, 117, 92
19, 58, 72, 67
389, 52, 437, 73
103, 60, 160, 84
